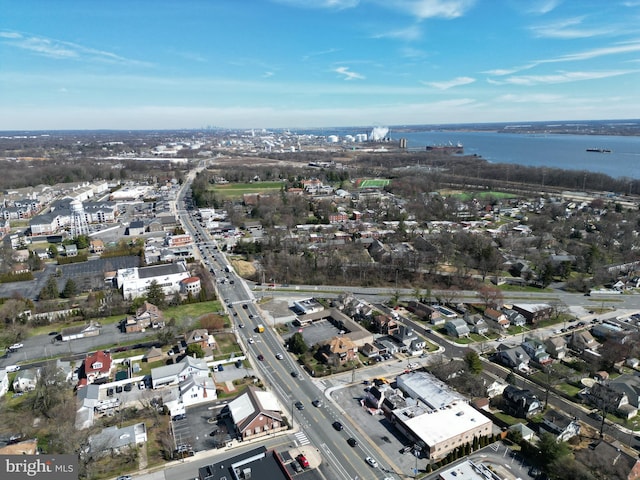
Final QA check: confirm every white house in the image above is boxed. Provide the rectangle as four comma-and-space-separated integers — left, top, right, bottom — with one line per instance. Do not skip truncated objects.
150, 356, 209, 389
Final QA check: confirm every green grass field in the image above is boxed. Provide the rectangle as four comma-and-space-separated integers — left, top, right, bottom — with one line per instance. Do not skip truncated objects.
212, 181, 285, 198
449, 190, 517, 201
357, 178, 390, 188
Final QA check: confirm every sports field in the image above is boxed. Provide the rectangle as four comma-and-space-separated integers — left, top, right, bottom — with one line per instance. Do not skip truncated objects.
357, 178, 391, 188
212, 181, 285, 198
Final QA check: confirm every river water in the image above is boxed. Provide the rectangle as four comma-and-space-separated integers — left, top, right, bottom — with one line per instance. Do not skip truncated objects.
390, 131, 640, 180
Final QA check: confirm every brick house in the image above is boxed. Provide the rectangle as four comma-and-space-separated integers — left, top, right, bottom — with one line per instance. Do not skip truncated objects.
82, 350, 112, 385
228, 386, 285, 442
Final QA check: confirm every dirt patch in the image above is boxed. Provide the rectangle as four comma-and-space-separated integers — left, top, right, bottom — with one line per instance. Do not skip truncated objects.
231, 259, 257, 278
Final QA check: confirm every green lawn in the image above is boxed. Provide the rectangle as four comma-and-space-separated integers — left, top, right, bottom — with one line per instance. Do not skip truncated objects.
211, 181, 285, 199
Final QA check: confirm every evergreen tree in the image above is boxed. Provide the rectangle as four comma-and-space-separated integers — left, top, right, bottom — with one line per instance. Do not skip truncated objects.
62, 279, 77, 298
287, 332, 308, 355
464, 350, 483, 374
39, 276, 59, 300
146, 280, 166, 308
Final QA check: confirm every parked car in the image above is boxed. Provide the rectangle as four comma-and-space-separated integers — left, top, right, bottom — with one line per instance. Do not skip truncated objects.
124, 383, 133, 391
9, 343, 23, 350
5, 365, 20, 372
291, 460, 302, 473
297, 454, 309, 468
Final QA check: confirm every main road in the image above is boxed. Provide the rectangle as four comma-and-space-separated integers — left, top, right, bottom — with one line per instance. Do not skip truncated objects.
175, 166, 398, 479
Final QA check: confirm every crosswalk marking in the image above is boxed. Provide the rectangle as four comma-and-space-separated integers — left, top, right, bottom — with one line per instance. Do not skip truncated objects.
294, 431, 310, 446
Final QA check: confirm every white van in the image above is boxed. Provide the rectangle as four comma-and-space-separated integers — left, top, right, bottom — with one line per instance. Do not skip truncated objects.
6, 365, 20, 373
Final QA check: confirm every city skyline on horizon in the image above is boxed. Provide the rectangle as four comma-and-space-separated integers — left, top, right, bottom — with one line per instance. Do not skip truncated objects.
2, 0, 640, 130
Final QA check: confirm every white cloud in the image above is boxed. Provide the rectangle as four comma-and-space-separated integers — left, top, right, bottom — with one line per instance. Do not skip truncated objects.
272, 0, 360, 9
496, 93, 563, 103
490, 70, 634, 86
263, 71, 275, 78
334, 66, 365, 80
0, 31, 151, 67
424, 76, 475, 89
372, 24, 423, 41
530, 16, 617, 39
373, 0, 476, 20
525, 0, 562, 15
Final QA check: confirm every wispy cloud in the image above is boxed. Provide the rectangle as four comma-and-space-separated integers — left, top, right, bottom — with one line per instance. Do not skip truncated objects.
272, 0, 359, 9
525, 0, 562, 15
530, 16, 617, 39
424, 76, 475, 89
373, 0, 476, 20
0, 30, 151, 67
301, 48, 341, 61
263, 71, 275, 78
372, 24, 423, 41
497, 93, 564, 103
488, 69, 634, 86
334, 66, 365, 80
486, 41, 640, 77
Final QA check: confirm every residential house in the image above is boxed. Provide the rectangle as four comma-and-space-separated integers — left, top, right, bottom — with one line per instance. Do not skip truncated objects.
586, 382, 636, 419
151, 355, 209, 389
444, 318, 471, 338
81, 350, 112, 385
540, 408, 580, 441
569, 330, 599, 353
142, 346, 164, 363
360, 342, 380, 358
521, 337, 553, 366
185, 329, 215, 353
495, 345, 531, 372
372, 314, 399, 336
545, 336, 568, 360
484, 308, 510, 331
87, 423, 147, 459
90, 239, 105, 254
406, 301, 443, 325
227, 386, 285, 442
12, 368, 40, 393
610, 374, 640, 414
464, 313, 489, 334
576, 441, 640, 480
320, 336, 358, 367
161, 375, 217, 416
502, 385, 542, 418
503, 308, 527, 327
65, 244, 78, 257
392, 325, 426, 352
123, 301, 165, 333
512, 303, 553, 325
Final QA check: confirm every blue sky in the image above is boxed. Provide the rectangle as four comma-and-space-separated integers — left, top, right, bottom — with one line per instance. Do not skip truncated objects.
1, 0, 640, 130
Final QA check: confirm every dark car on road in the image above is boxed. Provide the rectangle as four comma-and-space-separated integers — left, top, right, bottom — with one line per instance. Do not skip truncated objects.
332, 421, 343, 431
347, 437, 358, 447
295, 401, 304, 410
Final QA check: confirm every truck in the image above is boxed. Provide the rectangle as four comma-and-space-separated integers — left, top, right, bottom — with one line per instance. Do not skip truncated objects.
224, 264, 234, 274
255, 325, 265, 333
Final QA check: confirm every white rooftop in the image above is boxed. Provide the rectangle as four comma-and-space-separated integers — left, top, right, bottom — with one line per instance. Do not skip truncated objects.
399, 401, 492, 446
